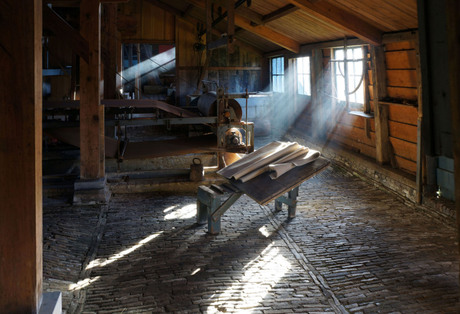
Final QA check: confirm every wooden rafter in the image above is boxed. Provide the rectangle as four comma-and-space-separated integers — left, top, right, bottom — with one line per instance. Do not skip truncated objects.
262, 4, 298, 24
185, 0, 300, 53
144, 0, 187, 17
287, 0, 383, 45
43, 5, 90, 63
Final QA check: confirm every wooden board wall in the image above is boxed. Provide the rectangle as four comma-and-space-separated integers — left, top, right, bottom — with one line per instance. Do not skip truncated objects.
118, 0, 175, 42
296, 41, 418, 175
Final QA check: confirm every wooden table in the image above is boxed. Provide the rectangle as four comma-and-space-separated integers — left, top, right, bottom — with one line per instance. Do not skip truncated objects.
197, 156, 330, 234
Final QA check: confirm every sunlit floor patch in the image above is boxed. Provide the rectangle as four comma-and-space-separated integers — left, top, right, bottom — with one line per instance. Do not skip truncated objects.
164, 204, 196, 220
68, 276, 100, 291
206, 244, 291, 313
86, 231, 163, 269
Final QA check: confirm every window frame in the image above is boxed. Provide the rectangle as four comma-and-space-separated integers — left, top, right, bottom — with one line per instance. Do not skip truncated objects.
271, 56, 285, 93
332, 45, 366, 109
295, 56, 311, 96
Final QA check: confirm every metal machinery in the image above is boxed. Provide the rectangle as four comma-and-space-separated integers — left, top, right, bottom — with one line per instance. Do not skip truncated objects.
43, 88, 255, 166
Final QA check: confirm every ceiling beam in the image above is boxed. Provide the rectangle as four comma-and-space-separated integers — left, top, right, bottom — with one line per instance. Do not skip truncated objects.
185, 0, 300, 53
262, 4, 298, 24
144, 0, 187, 17
287, 0, 382, 45
43, 4, 90, 63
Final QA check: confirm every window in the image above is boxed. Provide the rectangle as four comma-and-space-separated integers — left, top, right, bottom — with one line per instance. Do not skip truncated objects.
271, 57, 284, 92
333, 46, 364, 104
296, 57, 311, 95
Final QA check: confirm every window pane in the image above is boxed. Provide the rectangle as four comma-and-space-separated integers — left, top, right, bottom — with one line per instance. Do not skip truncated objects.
296, 57, 311, 95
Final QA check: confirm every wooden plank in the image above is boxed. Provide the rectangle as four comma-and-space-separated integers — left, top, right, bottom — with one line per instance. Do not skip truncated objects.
388, 121, 418, 143
388, 105, 418, 125
80, 0, 105, 179
387, 86, 418, 101
386, 70, 418, 88
0, 0, 42, 311
331, 123, 376, 147
231, 157, 330, 205
327, 132, 376, 158
288, 0, 383, 45
385, 50, 417, 70
385, 41, 416, 51
390, 137, 418, 161
371, 45, 391, 164
394, 156, 417, 174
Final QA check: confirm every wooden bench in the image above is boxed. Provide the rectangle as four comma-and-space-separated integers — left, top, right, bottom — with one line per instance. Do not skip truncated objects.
197, 156, 330, 234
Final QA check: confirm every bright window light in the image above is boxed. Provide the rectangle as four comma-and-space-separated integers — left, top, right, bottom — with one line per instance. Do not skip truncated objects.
271, 57, 284, 93
334, 46, 364, 104
297, 56, 311, 96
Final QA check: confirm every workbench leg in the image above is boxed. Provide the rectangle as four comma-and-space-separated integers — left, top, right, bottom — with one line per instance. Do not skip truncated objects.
275, 199, 283, 211
287, 186, 299, 219
208, 198, 221, 235
196, 200, 208, 225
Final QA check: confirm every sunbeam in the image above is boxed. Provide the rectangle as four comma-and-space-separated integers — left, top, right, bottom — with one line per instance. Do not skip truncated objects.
205, 244, 291, 313
86, 231, 164, 270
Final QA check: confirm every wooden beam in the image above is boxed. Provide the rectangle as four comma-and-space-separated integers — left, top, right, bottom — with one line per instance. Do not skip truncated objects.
371, 45, 391, 164
446, 0, 460, 262
186, 0, 300, 53
144, 0, 187, 17
80, 0, 105, 179
43, 4, 90, 63
287, 0, 383, 45
234, 15, 299, 53
262, 4, 299, 24
0, 0, 43, 312
102, 3, 118, 99
415, 33, 424, 204
227, 0, 235, 53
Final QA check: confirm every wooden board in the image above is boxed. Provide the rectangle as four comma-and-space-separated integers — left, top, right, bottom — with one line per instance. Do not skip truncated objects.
231, 156, 330, 205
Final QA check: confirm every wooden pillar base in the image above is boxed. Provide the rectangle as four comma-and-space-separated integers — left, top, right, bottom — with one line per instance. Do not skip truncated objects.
73, 177, 111, 205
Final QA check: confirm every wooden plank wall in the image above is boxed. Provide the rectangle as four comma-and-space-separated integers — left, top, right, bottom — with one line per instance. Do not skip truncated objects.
377, 41, 418, 174
118, 0, 175, 42
296, 41, 418, 175
118, 0, 263, 105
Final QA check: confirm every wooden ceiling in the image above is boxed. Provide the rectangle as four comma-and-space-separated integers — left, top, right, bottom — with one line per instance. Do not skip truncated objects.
149, 0, 418, 53
48, 0, 418, 53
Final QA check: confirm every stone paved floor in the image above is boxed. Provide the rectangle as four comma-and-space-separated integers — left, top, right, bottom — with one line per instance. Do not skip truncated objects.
43, 164, 460, 313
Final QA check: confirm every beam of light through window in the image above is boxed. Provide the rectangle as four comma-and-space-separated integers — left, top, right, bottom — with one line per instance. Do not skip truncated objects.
205, 244, 291, 313
164, 204, 196, 220
68, 276, 100, 291
120, 47, 176, 85
85, 231, 164, 270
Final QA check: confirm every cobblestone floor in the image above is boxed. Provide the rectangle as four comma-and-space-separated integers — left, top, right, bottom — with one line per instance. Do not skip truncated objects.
43, 164, 460, 313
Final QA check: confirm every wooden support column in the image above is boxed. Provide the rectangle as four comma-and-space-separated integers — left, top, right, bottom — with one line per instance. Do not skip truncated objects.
371, 45, 391, 164
415, 35, 424, 204
0, 1, 43, 312
102, 3, 118, 99
80, 0, 105, 179
446, 0, 460, 265
311, 48, 323, 139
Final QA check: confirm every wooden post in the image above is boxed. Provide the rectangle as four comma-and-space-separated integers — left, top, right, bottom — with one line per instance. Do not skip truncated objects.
0, 1, 43, 312
102, 3, 118, 99
80, 0, 105, 179
311, 48, 323, 139
415, 35, 424, 204
371, 45, 391, 164
446, 0, 460, 268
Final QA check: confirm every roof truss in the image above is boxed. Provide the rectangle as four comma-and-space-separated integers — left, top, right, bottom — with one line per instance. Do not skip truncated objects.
287, 0, 382, 45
